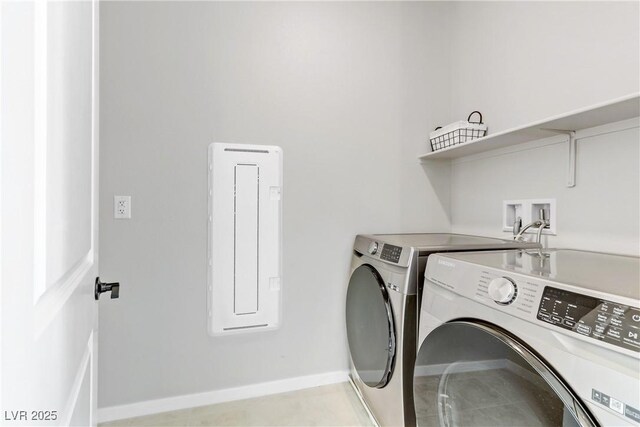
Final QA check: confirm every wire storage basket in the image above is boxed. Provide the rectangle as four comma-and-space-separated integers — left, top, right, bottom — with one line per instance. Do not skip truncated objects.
429, 111, 487, 152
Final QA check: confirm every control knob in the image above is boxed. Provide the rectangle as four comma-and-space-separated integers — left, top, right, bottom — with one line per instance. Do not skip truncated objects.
488, 277, 517, 304
368, 241, 379, 255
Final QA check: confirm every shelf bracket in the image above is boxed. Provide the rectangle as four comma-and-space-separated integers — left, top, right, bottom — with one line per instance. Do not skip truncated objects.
541, 128, 577, 188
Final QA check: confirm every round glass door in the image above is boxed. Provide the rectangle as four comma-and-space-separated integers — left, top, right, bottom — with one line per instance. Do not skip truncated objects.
414, 322, 598, 427
346, 264, 396, 388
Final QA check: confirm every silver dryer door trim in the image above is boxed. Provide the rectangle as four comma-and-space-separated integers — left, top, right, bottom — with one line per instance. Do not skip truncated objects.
435, 320, 598, 427
346, 264, 397, 388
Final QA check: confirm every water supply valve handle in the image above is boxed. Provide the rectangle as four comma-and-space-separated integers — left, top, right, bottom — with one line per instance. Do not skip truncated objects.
95, 277, 120, 300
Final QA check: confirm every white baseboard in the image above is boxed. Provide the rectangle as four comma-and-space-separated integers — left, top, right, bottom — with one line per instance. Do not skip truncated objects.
98, 370, 349, 423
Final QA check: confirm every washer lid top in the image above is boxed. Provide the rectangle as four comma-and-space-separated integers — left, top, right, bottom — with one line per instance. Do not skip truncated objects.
365, 233, 540, 255
439, 248, 640, 301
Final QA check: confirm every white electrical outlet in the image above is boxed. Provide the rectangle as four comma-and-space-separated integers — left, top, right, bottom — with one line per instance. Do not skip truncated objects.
114, 196, 131, 219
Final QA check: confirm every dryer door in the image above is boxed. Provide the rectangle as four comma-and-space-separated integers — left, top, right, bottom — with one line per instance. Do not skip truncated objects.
414, 321, 598, 427
346, 264, 396, 388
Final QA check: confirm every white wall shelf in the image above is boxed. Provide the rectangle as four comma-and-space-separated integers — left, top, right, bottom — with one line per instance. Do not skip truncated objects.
419, 94, 640, 162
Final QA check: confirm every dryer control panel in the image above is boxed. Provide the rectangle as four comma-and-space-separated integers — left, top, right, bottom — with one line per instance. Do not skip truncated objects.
353, 235, 413, 268
380, 244, 402, 263
537, 286, 640, 353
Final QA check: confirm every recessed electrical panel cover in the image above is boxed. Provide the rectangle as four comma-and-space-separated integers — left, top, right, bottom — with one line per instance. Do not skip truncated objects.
208, 143, 282, 336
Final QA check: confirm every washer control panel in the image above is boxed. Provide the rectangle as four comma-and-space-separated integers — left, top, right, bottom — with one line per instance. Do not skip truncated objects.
537, 286, 640, 353
425, 253, 640, 355
380, 244, 402, 263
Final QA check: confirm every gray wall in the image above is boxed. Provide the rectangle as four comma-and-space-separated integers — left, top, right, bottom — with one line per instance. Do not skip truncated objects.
99, 0, 640, 409
447, 1, 640, 254
450, 1, 640, 132
98, 1, 451, 408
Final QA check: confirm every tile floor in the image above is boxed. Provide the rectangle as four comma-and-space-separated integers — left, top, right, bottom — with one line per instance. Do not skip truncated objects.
99, 382, 374, 427
102, 367, 566, 427
414, 368, 564, 427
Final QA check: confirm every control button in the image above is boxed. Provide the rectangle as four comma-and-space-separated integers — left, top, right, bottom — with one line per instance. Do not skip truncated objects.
487, 277, 517, 304
539, 312, 550, 319
368, 241, 378, 255
576, 324, 592, 335
563, 319, 576, 328
612, 306, 626, 316
596, 313, 609, 323
626, 405, 640, 423
606, 329, 622, 340
592, 390, 602, 403
626, 329, 639, 342
551, 315, 563, 323
610, 397, 624, 415
632, 314, 640, 322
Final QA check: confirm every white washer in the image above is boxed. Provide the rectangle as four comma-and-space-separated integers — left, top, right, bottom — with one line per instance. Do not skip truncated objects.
345, 234, 540, 427
415, 248, 640, 427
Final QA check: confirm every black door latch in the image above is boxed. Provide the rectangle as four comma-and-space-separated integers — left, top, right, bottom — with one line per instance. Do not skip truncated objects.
95, 277, 120, 300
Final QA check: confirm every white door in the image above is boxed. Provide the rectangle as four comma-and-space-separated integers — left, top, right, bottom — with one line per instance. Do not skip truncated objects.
1, 1, 103, 425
